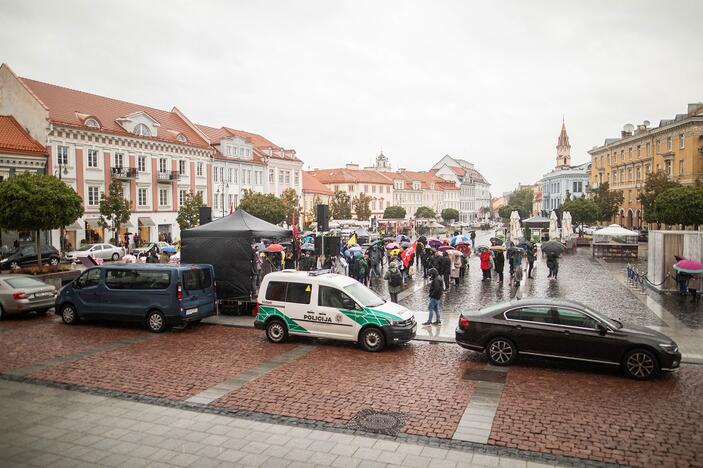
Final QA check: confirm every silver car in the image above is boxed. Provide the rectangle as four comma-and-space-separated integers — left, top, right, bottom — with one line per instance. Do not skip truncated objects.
65, 243, 125, 262
0, 274, 57, 318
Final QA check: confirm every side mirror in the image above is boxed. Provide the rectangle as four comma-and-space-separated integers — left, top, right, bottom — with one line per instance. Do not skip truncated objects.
596, 322, 608, 335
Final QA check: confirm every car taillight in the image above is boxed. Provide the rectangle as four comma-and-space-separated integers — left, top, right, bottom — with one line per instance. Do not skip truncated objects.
252, 302, 260, 317
459, 314, 469, 330
177, 283, 183, 301
12, 292, 28, 300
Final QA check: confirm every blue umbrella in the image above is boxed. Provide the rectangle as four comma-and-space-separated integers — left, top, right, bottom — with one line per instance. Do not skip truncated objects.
301, 243, 315, 251
162, 246, 177, 254
348, 245, 362, 253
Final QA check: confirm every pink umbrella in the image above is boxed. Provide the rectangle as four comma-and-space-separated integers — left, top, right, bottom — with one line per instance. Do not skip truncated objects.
265, 243, 285, 253
385, 242, 398, 250
673, 259, 703, 274
438, 245, 453, 252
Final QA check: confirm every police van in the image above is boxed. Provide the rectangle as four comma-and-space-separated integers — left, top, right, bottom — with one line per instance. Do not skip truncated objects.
255, 270, 416, 351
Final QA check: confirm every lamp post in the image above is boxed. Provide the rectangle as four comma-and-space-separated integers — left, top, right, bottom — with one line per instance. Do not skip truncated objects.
54, 162, 69, 257
215, 182, 229, 218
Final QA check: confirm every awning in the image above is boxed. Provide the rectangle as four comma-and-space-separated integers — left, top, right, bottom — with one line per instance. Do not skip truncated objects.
85, 219, 101, 230
123, 219, 135, 228
138, 217, 156, 227
65, 221, 84, 231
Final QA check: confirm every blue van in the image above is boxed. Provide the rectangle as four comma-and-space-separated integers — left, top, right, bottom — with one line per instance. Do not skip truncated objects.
55, 264, 216, 332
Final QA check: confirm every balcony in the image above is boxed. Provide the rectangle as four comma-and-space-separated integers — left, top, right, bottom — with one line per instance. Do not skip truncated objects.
157, 171, 172, 183
111, 167, 138, 179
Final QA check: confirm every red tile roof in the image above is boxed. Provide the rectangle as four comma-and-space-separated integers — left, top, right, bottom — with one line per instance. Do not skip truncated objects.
196, 124, 300, 162
303, 172, 334, 195
19, 77, 210, 148
0, 115, 47, 156
308, 168, 394, 185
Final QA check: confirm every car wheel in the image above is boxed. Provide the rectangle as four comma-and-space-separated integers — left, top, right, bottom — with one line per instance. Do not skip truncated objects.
146, 310, 166, 333
61, 304, 79, 325
111, 253, 119, 261
623, 349, 659, 380
360, 326, 386, 352
266, 318, 288, 343
9, 261, 19, 269
486, 337, 516, 366
49, 257, 60, 266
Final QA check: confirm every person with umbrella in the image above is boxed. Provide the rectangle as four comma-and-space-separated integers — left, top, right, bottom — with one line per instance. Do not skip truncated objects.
358, 253, 369, 286
470, 230, 476, 250
423, 267, 443, 326
492, 246, 505, 283
526, 242, 536, 279
440, 251, 451, 291
384, 259, 403, 303
479, 248, 492, 281
673, 259, 703, 301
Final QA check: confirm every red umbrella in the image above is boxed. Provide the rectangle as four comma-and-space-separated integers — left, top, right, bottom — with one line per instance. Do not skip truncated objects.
438, 245, 453, 252
265, 244, 285, 253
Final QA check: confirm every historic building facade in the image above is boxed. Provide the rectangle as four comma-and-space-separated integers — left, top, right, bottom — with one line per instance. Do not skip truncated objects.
431, 155, 491, 223
588, 103, 703, 228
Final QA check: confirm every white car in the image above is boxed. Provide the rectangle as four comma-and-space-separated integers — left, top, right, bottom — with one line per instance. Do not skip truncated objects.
131, 241, 174, 255
255, 270, 416, 352
65, 243, 125, 262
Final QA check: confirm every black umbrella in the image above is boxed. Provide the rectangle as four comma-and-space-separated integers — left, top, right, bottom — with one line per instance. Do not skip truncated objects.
418, 235, 427, 245
489, 237, 503, 246
541, 240, 565, 256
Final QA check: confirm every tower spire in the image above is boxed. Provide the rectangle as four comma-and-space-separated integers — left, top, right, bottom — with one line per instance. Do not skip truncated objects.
556, 120, 571, 169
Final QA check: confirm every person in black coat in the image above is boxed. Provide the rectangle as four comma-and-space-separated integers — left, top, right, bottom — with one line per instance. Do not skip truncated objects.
440, 252, 451, 291
423, 268, 443, 325
493, 250, 505, 283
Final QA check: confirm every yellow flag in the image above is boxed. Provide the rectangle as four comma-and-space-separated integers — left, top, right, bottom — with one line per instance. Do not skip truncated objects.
346, 233, 357, 247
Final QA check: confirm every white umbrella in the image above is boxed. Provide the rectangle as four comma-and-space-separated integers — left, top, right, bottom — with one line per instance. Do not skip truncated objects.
549, 211, 559, 240
509, 210, 523, 242
561, 211, 573, 242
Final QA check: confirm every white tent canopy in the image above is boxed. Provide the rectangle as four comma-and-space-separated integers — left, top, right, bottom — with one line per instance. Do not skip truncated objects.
593, 224, 638, 244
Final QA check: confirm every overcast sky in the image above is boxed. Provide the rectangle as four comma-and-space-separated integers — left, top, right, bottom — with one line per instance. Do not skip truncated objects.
1, 0, 701, 194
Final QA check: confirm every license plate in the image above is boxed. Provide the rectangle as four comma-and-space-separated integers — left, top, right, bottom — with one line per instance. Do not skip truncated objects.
34, 292, 52, 298
186, 307, 198, 315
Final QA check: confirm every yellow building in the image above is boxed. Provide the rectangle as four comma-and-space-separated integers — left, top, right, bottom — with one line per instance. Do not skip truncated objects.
588, 103, 703, 228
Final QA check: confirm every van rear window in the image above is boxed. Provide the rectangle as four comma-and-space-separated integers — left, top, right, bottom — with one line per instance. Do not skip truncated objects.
182, 268, 212, 290
265, 281, 287, 302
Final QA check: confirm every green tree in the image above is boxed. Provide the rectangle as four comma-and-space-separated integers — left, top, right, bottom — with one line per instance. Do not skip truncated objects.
176, 191, 204, 230
281, 188, 300, 225
638, 171, 682, 224
655, 186, 703, 227
330, 190, 352, 219
561, 196, 599, 229
507, 189, 534, 217
592, 182, 624, 222
498, 205, 513, 220
414, 206, 436, 219
441, 208, 459, 222
0, 173, 83, 265
353, 193, 372, 220
383, 205, 406, 219
98, 180, 132, 243
238, 190, 287, 225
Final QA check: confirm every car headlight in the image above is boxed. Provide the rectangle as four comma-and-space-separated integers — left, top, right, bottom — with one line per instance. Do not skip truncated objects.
388, 320, 399, 326
659, 343, 679, 353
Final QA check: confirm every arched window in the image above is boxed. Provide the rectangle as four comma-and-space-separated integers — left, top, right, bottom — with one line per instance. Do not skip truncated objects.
176, 133, 188, 143
84, 118, 100, 128
133, 123, 151, 137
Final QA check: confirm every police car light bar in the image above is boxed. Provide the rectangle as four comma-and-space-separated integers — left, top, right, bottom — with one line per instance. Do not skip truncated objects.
308, 269, 332, 276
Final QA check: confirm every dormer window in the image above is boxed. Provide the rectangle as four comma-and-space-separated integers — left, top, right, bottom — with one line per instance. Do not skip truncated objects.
134, 123, 151, 137
84, 118, 100, 128
176, 133, 188, 143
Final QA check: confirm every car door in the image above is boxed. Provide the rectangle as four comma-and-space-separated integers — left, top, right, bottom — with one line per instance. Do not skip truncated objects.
20, 246, 36, 266
555, 307, 621, 364
281, 281, 318, 334
73, 268, 103, 318
316, 285, 362, 340
503, 306, 563, 355
102, 268, 140, 320
100, 244, 114, 259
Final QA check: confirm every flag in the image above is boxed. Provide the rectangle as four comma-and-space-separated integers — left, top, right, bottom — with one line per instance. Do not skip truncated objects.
291, 210, 300, 259
401, 240, 416, 268
346, 233, 357, 248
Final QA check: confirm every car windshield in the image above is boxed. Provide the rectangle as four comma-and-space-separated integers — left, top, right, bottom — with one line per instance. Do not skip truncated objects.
77, 245, 93, 251
344, 282, 385, 307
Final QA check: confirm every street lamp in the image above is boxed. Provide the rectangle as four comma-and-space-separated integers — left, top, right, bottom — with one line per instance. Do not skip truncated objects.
54, 163, 69, 256
215, 182, 229, 218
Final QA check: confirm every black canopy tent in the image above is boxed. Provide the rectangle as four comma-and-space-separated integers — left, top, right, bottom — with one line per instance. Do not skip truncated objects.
181, 209, 291, 300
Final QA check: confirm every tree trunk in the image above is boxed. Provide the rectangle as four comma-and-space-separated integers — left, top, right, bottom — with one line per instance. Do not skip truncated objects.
36, 229, 42, 267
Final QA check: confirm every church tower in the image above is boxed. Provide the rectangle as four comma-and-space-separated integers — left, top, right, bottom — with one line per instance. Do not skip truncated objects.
374, 151, 390, 170
556, 120, 571, 169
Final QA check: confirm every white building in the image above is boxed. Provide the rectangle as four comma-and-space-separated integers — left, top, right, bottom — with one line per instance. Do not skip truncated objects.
539, 121, 591, 213
431, 155, 491, 223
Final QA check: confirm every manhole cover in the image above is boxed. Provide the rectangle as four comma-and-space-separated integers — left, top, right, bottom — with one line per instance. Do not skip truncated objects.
347, 409, 407, 436
462, 369, 507, 383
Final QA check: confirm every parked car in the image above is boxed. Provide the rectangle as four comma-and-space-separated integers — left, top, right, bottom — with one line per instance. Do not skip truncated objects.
255, 270, 416, 351
0, 274, 57, 318
0, 245, 61, 270
131, 241, 174, 256
65, 243, 125, 262
55, 263, 216, 332
634, 229, 649, 242
455, 298, 680, 380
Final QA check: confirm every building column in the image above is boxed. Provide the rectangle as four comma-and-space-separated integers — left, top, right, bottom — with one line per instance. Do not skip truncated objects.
151, 158, 159, 210
190, 161, 196, 194
75, 148, 85, 201
206, 163, 213, 207
103, 151, 111, 189
171, 159, 178, 212
129, 155, 136, 210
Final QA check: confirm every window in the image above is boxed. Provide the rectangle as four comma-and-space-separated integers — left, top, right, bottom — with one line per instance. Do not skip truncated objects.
286, 282, 312, 304
372, 185, 376, 193
138, 156, 147, 172
159, 158, 167, 173
133, 123, 151, 136
87, 149, 98, 168
105, 269, 136, 289
628, 147, 632, 159
386, 186, 390, 193
197, 162, 203, 177
636, 167, 641, 180
247, 170, 252, 185
294, 171, 299, 186
364, 185, 369, 193
182, 268, 212, 290
646, 142, 650, 156
318, 285, 357, 310
138, 188, 148, 206
133, 270, 171, 289
269, 169, 275, 184
57, 145, 69, 165
255, 171, 262, 185
348, 185, 354, 192
76, 268, 101, 288
179, 160, 186, 175
505, 306, 553, 323
159, 188, 168, 206
656, 139, 660, 153
285, 171, 290, 184
667, 136, 673, 151
265, 281, 287, 301
665, 160, 672, 176
636, 145, 641, 157
228, 168, 233, 183
87, 186, 100, 206
279, 171, 284, 184
176, 133, 188, 143
114, 153, 124, 168
620, 150, 624, 161
233, 169, 239, 183
679, 133, 685, 149
179, 190, 187, 206
197, 190, 204, 201
557, 308, 597, 329
679, 160, 685, 176
572, 181, 582, 193
84, 118, 100, 128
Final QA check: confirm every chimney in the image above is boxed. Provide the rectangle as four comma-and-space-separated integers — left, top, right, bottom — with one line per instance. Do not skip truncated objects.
346, 163, 359, 170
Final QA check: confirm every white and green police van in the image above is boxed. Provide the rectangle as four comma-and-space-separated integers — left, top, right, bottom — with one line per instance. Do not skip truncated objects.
254, 270, 416, 352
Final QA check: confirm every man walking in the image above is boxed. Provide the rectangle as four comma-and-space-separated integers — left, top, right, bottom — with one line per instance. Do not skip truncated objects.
440, 252, 451, 291
526, 243, 536, 279
423, 267, 443, 325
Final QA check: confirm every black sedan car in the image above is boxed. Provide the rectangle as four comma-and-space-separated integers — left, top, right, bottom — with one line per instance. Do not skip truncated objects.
455, 299, 681, 380
0, 245, 61, 270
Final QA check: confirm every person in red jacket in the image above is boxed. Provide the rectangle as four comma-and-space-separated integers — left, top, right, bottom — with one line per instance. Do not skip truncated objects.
480, 249, 492, 281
